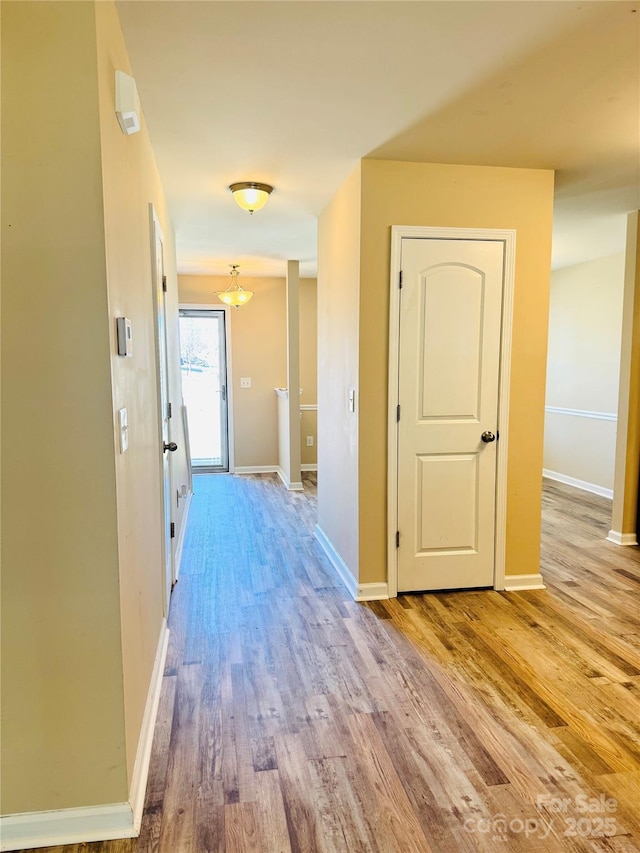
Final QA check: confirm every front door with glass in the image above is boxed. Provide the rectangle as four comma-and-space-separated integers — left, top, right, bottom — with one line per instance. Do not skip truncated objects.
179, 309, 229, 472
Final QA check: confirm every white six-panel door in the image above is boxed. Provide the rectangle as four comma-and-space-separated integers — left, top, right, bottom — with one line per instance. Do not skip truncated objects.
396, 236, 506, 592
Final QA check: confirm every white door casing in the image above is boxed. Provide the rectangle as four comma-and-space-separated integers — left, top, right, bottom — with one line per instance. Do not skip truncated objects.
178, 308, 230, 472
388, 226, 516, 596
180, 302, 235, 473
150, 205, 174, 615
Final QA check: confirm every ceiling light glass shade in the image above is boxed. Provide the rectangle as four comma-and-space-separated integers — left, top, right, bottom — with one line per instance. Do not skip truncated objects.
229, 182, 273, 214
216, 265, 254, 308
217, 288, 254, 307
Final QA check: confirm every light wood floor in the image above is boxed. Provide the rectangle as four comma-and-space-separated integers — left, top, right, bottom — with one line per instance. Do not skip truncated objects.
22, 475, 640, 852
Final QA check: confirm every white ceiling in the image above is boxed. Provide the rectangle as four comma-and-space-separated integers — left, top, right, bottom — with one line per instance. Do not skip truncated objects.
116, 1, 640, 277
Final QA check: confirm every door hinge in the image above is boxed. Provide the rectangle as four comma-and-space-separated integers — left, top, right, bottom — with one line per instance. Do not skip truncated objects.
396, 530, 400, 548
396, 404, 401, 422
168, 402, 172, 419
170, 522, 175, 539
399, 270, 403, 289
162, 275, 167, 292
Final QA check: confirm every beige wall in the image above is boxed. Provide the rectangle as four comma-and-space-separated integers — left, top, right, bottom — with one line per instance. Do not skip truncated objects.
301, 410, 318, 466
359, 160, 554, 583
544, 253, 624, 491
317, 164, 362, 577
178, 275, 317, 469
94, 0, 189, 785
300, 275, 318, 465
300, 276, 318, 405
318, 159, 555, 586
1, 1, 127, 813
544, 416, 618, 491
1, 0, 189, 818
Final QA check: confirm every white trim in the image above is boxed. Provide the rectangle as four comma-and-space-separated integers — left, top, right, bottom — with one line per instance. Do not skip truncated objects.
545, 406, 617, 422
276, 467, 304, 491
231, 465, 306, 489
300, 403, 318, 411
314, 527, 388, 601
223, 463, 317, 481
149, 204, 172, 616
128, 620, 169, 832
224, 305, 235, 472
504, 573, 546, 591
387, 227, 401, 598
173, 491, 192, 583
179, 303, 235, 473
233, 465, 278, 475
356, 583, 389, 602
606, 530, 638, 546
494, 231, 516, 592
181, 404, 193, 494
0, 804, 135, 852
387, 227, 516, 596
315, 525, 358, 599
543, 469, 613, 500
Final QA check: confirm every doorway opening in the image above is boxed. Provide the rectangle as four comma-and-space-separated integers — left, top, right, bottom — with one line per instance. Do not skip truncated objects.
179, 309, 229, 472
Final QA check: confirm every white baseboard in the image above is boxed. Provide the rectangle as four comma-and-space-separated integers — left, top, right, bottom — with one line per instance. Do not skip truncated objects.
233, 465, 313, 486
543, 469, 613, 500
315, 525, 358, 599
0, 803, 135, 852
355, 582, 389, 601
276, 467, 304, 491
301, 464, 318, 472
314, 526, 389, 601
129, 620, 169, 832
0, 626, 170, 851
233, 465, 278, 475
504, 573, 546, 591
606, 530, 638, 546
174, 491, 192, 583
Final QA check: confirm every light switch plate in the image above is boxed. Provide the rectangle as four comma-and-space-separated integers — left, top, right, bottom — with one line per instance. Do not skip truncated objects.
240, 377, 252, 389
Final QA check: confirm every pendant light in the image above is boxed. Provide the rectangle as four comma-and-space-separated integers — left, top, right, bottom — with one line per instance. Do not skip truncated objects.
216, 264, 254, 308
228, 182, 274, 214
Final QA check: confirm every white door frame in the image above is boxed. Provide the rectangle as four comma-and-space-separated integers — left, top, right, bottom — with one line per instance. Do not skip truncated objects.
180, 303, 235, 473
150, 204, 173, 615
387, 225, 516, 597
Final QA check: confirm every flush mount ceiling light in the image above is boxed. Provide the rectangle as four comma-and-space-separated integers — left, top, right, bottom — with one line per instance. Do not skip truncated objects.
216, 264, 254, 309
228, 181, 274, 214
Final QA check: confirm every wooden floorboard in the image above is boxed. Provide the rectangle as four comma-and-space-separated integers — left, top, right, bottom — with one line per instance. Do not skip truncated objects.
20, 474, 640, 852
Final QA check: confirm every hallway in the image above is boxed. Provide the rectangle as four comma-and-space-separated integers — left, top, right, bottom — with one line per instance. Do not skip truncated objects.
27, 474, 640, 852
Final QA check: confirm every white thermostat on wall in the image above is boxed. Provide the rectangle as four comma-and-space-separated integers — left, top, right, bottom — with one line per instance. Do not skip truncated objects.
116, 317, 133, 357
